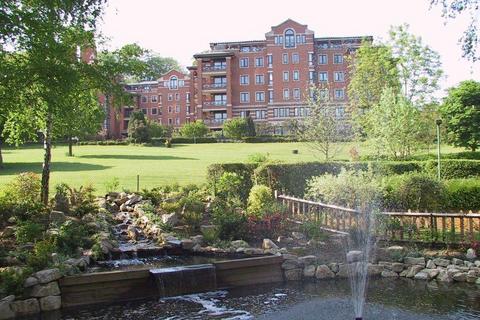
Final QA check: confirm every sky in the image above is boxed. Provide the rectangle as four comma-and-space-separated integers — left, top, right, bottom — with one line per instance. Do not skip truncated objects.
99, 0, 479, 95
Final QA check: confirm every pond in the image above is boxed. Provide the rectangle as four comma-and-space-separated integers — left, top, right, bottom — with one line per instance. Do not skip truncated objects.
59, 278, 480, 320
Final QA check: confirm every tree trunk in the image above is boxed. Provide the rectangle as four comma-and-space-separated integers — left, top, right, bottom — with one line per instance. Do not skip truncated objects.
68, 135, 73, 157
41, 112, 53, 205
0, 139, 3, 169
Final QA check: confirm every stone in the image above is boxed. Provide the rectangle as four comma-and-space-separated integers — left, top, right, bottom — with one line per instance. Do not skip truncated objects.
414, 271, 429, 280
346, 250, 363, 263
244, 248, 264, 255
391, 263, 405, 273
437, 270, 453, 282
367, 264, 383, 276
328, 263, 339, 273
381, 270, 399, 278
474, 260, 480, 267
192, 244, 202, 252
465, 261, 474, 268
284, 268, 303, 281
39, 296, 61, 311
200, 225, 216, 233
49, 210, 66, 224
315, 265, 335, 279
452, 258, 464, 266
125, 194, 142, 206
417, 268, 439, 280
29, 282, 60, 297
476, 277, 480, 285
24, 276, 39, 288
466, 248, 477, 260
262, 238, 278, 250
181, 239, 194, 250
230, 240, 249, 249
1, 226, 15, 238
0, 295, 15, 320
303, 265, 316, 278
466, 270, 478, 283
433, 258, 450, 267
34, 268, 61, 284
191, 235, 204, 246
277, 236, 294, 245
336, 264, 350, 278
282, 254, 299, 260
291, 232, 306, 240
282, 259, 300, 270
298, 255, 317, 266
127, 225, 139, 240
399, 270, 408, 277
426, 260, 436, 269
453, 272, 467, 282
406, 265, 424, 278
10, 298, 40, 316
161, 212, 180, 226
404, 257, 426, 266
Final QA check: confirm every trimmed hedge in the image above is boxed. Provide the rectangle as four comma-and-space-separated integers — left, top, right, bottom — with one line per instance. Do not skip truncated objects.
443, 179, 480, 212
424, 160, 480, 179
151, 137, 217, 144
77, 140, 128, 145
207, 163, 257, 202
242, 136, 299, 143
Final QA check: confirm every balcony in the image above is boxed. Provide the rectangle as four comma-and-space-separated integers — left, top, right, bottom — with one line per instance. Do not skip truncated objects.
202, 82, 227, 93
202, 65, 227, 74
204, 119, 226, 127
203, 100, 227, 110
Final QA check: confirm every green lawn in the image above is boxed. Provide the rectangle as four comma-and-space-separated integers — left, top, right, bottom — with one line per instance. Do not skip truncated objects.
0, 142, 462, 193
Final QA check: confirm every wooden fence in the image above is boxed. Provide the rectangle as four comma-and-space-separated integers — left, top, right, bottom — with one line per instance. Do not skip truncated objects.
275, 192, 480, 244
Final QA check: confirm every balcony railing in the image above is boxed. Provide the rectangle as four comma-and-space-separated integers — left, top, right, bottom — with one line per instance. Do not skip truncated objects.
203, 100, 227, 107
204, 119, 226, 126
203, 83, 227, 90
202, 65, 227, 72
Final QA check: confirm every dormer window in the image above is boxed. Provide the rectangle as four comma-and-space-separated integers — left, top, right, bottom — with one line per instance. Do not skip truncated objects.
169, 76, 178, 89
284, 29, 295, 48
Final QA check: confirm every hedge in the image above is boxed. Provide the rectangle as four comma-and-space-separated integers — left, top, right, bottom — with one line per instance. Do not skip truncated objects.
77, 140, 128, 146
242, 136, 299, 143
423, 160, 480, 179
443, 179, 480, 212
151, 137, 217, 144
206, 163, 257, 202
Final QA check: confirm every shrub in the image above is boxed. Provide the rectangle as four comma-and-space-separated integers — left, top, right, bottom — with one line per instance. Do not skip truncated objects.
223, 118, 249, 140
104, 177, 120, 193
216, 172, 245, 204
443, 179, 480, 211
26, 239, 57, 271
382, 173, 445, 211
15, 221, 44, 244
247, 153, 270, 163
179, 120, 209, 143
67, 185, 98, 217
247, 185, 274, 218
247, 214, 286, 240
0, 268, 32, 296
300, 219, 329, 241
211, 200, 248, 241
54, 220, 90, 255
2, 172, 41, 204
207, 163, 256, 202
424, 159, 480, 179
127, 111, 150, 143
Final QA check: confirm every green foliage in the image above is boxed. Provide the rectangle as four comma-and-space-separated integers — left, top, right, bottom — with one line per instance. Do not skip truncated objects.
26, 239, 57, 271
53, 184, 97, 217
54, 220, 90, 255
207, 163, 256, 203
179, 120, 209, 143
150, 137, 217, 144
245, 117, 256, 137
2, 172, 41, 204
104, 177, 120, 193
382, 173, 445, 211
211, 200, 248, 241
223, 118, 249, 140
300, 219, 329, 241
0, 268, 32, 296
443, 179, 480, 211
423, 159, 480, 179
147, 121, 166, 138
141, 54, 182, 81
242, 136, 299, 143
128, 111, 150, 143
440, 80, 480, 151
247, 185, 274, 218
15, 221, 44, 244
246, 153, 269, 163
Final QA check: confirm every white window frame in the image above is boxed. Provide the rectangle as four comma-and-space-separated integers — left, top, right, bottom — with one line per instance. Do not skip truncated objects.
283, 71, 289, 82
240, 57, 249, 68
255, 91, 265, 102
240, 92, 250, 103
240, 74, 249, 85
255, 74, 265, 85
334, 71, 345, 82
318, 54, 327, 65
293, 70, 299, 81
283, 89, 290, 100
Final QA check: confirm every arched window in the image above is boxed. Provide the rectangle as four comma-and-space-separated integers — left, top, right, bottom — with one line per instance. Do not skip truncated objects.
169, 76, 178, 89
284, 29, 295, 48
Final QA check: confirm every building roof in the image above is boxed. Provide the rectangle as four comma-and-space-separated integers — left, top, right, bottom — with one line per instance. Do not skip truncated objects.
193, 51, 235, 59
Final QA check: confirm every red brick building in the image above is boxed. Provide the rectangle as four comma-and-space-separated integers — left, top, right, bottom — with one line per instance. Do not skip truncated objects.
106, 19, 371, 138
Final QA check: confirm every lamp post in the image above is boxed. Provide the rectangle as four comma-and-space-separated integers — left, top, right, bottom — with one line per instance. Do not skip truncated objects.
436, 119, 442, 180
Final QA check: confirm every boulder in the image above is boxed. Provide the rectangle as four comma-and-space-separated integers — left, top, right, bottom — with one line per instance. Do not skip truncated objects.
277, 236, 294, 245
230, 240, 249, 249
10, 298, 40, 316
291, 232, 306, 240
39, 296, 61, 311
426, 260, 436, 269
346, 250, 363, 263
298, 255, 317, 266
405, 265, 424, 278
475, 260, 480, 267
1, 226, 15, 238
404, 257, 426, 266
127, 225, 139, 241
381, 270, 399, 278
24, 277, 39, 288
191, 235, 204, 246
391, 263, 405, 273
34, 268, 61, 284
49, 210, 66, 224
328, 263, 339, 273
29, 282, 60, 298
262, 239, 278, 250
452, 258, 464, 266
437, 270, 453, 282
367, 264, 383, 276
336, 264, 350, 278
181, 239, 194, 250
315, 265, 335, 279
303, 265, 316, 278
414, 271, 429, 280
453, 272, 467, 282
466, 248, 477, 260
466, 270, 478, 283
161, 212, 180, 226
282, 259, 300, 270
0, 295, 15, 320
387, 245, 405, 257
125, 194, 142, 206
284, 268, 303, 281
433, 258, 450, 267
415, 268, 439, 280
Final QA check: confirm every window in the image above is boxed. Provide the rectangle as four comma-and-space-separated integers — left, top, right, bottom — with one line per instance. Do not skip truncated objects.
293, 70, 299, 81
151, 95, 158, 103
309, 71, 315, 82
141, 96, 147, 103
186, 93, 190, 102
268, 72, 273, 85
293, 88, 300, 100
282, 53, 288, 64
168, 118, 173, 125
186, 105, 190, 113
295, 107, 307, 117
256, 110, 267, 119
169, 76, 178, 89
308, 52, 314, 65
213, 60, 226, 70
267, 55, 273, 67
175, 106, 180, 113
274, 108, 289, 118
168, 94, 173, 101
255, 74, 265, 85
175, 93, 179, 101
334, 54, 343, 64
292, 53, 299, 64
336, 105, 345, 119
335, 89, 345, 100
318, 54, 327, 65
168, 106, 172, 113
176, 118, 180, 125
151, 108, 158, 115
320, 89, 329, 100
240, 92, 250, 103
240, 58, 249, 68
284, 29, 295, 48
123, 120, 129, 130
334, 71, 344, 82
178, 80, 185, 87
142, 108, 147, 115
283, 89, 290, 100
240, 111, 247, 118
214, 94, 227, 104
159, 95, 162, 104
268, 90, 273, 103
240, 75, 249, 85
274, 36, 284, 45
255, 91, 265, 102
255, 57, 264, 67
123, 107, 133, 117
318, 71, 328, 82
283, 71, 289, 82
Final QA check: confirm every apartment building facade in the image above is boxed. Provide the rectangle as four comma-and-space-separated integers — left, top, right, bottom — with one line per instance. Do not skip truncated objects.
107, 19, 370, 138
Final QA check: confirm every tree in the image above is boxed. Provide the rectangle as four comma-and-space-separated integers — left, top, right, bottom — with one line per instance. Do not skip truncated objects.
388, 24, 443, 106
142, 54, 182, 80
223, 118, 249, 140
348, 41, 400, 113
290, 86, 347, 160
147, 120, 165, 138
245, 116, 256, 137
364, 87, 426, 159
127, 111, 149, 143
180, 120, 209, 143
440, 80, 480, 151
0, 0, 107, 204
430, 0, 480, 62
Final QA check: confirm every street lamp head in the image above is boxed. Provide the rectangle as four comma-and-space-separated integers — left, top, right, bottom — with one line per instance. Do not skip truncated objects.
435, 119, 443, 126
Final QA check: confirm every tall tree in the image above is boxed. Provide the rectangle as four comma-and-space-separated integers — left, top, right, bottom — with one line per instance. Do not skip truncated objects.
430, 0, 480, 62
388, 24, 443, 106
441, 80, 480, 151
142, 54, 182, 80
180, 120, 209, 143
0, 0, 107, 204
